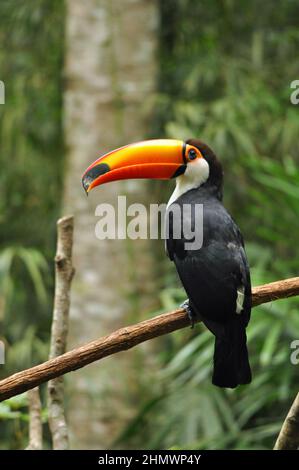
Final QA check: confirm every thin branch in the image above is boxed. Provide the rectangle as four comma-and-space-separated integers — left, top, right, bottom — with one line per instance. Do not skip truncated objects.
274, 391, 299, 450
25, 387, 43, 450
0, 277, 299, 402
47, 216, 74, 450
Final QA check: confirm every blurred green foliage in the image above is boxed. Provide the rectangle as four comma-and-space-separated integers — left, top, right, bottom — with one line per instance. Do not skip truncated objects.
117, 0, 299, 450
0, 0, 64, 448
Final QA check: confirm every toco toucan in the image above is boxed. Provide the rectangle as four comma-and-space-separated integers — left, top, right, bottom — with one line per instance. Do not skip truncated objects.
82, 139, 252, 388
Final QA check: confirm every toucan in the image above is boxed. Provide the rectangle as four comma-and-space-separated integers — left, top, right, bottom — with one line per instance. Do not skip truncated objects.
82, 139, 252, 388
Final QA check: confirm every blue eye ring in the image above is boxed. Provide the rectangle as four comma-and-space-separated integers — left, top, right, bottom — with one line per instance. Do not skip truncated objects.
188, 149, 197, 160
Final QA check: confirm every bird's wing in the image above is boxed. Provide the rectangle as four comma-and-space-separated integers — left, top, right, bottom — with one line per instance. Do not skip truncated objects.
166, 201, 251, 326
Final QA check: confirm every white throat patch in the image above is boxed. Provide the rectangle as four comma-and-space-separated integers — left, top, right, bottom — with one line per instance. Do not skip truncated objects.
167, 158, 210, 207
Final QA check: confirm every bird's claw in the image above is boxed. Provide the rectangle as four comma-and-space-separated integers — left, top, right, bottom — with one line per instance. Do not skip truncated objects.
180, 300, 197, 329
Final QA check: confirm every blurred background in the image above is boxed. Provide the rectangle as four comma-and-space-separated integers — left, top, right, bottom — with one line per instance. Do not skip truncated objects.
1, 0, 299, 450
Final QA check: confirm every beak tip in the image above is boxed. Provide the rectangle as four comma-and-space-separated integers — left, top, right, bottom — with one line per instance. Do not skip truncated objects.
81, 162, 110, 195
81, 176, 90, 196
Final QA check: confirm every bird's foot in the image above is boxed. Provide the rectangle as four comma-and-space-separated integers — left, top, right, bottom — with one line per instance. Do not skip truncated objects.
180, 299, 197, 329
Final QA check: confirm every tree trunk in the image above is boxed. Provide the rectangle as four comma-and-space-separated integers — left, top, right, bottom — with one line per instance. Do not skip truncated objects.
63, 0, 158, 449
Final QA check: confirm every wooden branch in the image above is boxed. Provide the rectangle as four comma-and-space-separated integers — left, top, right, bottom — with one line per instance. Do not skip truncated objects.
25, 387, 43, 450
47, 216, 74, 450
274, 391, 299, 450
0, 277, 299, 402
251, 277, 299, 305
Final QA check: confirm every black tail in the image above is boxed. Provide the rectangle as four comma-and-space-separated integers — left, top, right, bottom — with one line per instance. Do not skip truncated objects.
212, 316, 251, 388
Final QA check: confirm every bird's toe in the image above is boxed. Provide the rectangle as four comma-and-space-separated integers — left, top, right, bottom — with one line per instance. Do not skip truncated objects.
180, 299, 198, 329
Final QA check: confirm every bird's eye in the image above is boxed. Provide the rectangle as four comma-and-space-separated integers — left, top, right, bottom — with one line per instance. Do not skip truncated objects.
188, 149, 197, 160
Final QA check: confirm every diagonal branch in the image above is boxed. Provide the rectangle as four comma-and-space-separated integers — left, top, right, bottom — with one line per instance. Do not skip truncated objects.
0, 277, 299, 402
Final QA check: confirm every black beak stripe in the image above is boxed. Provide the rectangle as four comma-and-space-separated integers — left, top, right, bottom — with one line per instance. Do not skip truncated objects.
82, 163, 110, 193
171, 164, 187, 178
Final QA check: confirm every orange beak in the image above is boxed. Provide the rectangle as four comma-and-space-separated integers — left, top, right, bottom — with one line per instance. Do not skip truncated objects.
82, 139, 198, 194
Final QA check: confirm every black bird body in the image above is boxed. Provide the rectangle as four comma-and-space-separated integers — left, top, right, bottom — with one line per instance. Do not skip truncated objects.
167, 185, 251, 325
166, 141, 252, 388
